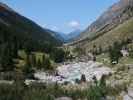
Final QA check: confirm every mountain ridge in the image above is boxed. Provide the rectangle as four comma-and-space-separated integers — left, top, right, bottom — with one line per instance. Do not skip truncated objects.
0, 2, 62, 47
71, 0, 133, 53
52, 29, 81, 43
66, 29, 81, 42
78, 0, 133, 40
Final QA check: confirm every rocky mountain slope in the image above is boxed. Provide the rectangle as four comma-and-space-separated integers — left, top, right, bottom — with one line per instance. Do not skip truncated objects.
79, 0, 133, 39
72, 0, 133, 52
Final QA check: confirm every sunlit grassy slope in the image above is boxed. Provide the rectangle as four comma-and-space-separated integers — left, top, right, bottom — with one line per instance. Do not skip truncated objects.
83, 18, 133, 51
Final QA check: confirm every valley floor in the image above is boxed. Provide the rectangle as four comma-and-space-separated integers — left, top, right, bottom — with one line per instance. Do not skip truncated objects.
0, 54, 133, 100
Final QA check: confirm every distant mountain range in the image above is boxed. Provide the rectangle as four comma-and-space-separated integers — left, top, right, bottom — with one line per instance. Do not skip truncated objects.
71, 0, 133, 52
55, 29, 81, 43
67, 29, 81, 42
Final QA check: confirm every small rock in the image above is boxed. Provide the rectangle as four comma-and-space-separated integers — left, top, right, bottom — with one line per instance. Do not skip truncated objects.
106, 96, 116, 100
122, 88, 133, 100
128, 88, 133, 98
123, 95, 133, 100
55, 97, 72, 100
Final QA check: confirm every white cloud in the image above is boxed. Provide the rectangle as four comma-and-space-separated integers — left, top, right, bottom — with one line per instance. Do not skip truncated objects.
42, 24, 48, 28
43, 24, 59, 31
68, 20, 80, 29
51, 26, 59, 31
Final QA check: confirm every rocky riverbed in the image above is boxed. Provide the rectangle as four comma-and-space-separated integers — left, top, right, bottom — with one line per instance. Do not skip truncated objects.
33, 61, 113, 84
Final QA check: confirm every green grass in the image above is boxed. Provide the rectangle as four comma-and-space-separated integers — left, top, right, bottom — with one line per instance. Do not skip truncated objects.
34, 52, 45, 62
15, 59, 26, 68
119, 57, 133, 64
18, 50, 27, 60
0, 81, 110, 100
96, 53, 109, 62
97, 53, 133, 68
96, 53, 111, 67
18, 50, 50, 62
0, 77, 125, 100
81, 18, 133, 51
18, 50, 51, 63
16, 50, 54, 70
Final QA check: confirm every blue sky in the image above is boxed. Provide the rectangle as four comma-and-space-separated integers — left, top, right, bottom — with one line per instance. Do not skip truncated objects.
1, 0, 119, 34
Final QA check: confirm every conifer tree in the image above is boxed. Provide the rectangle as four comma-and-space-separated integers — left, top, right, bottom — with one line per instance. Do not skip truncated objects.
1, 43, 14, 71
37, 59, 42, 69
109, 42, 122, 64
23, 55, 33, 75
31, 54, 36, 67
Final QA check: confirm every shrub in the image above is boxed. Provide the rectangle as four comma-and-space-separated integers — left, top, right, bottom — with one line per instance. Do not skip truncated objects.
108, 42, 122, 64
50, 48, 65, 63
81, 74, 86, 82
